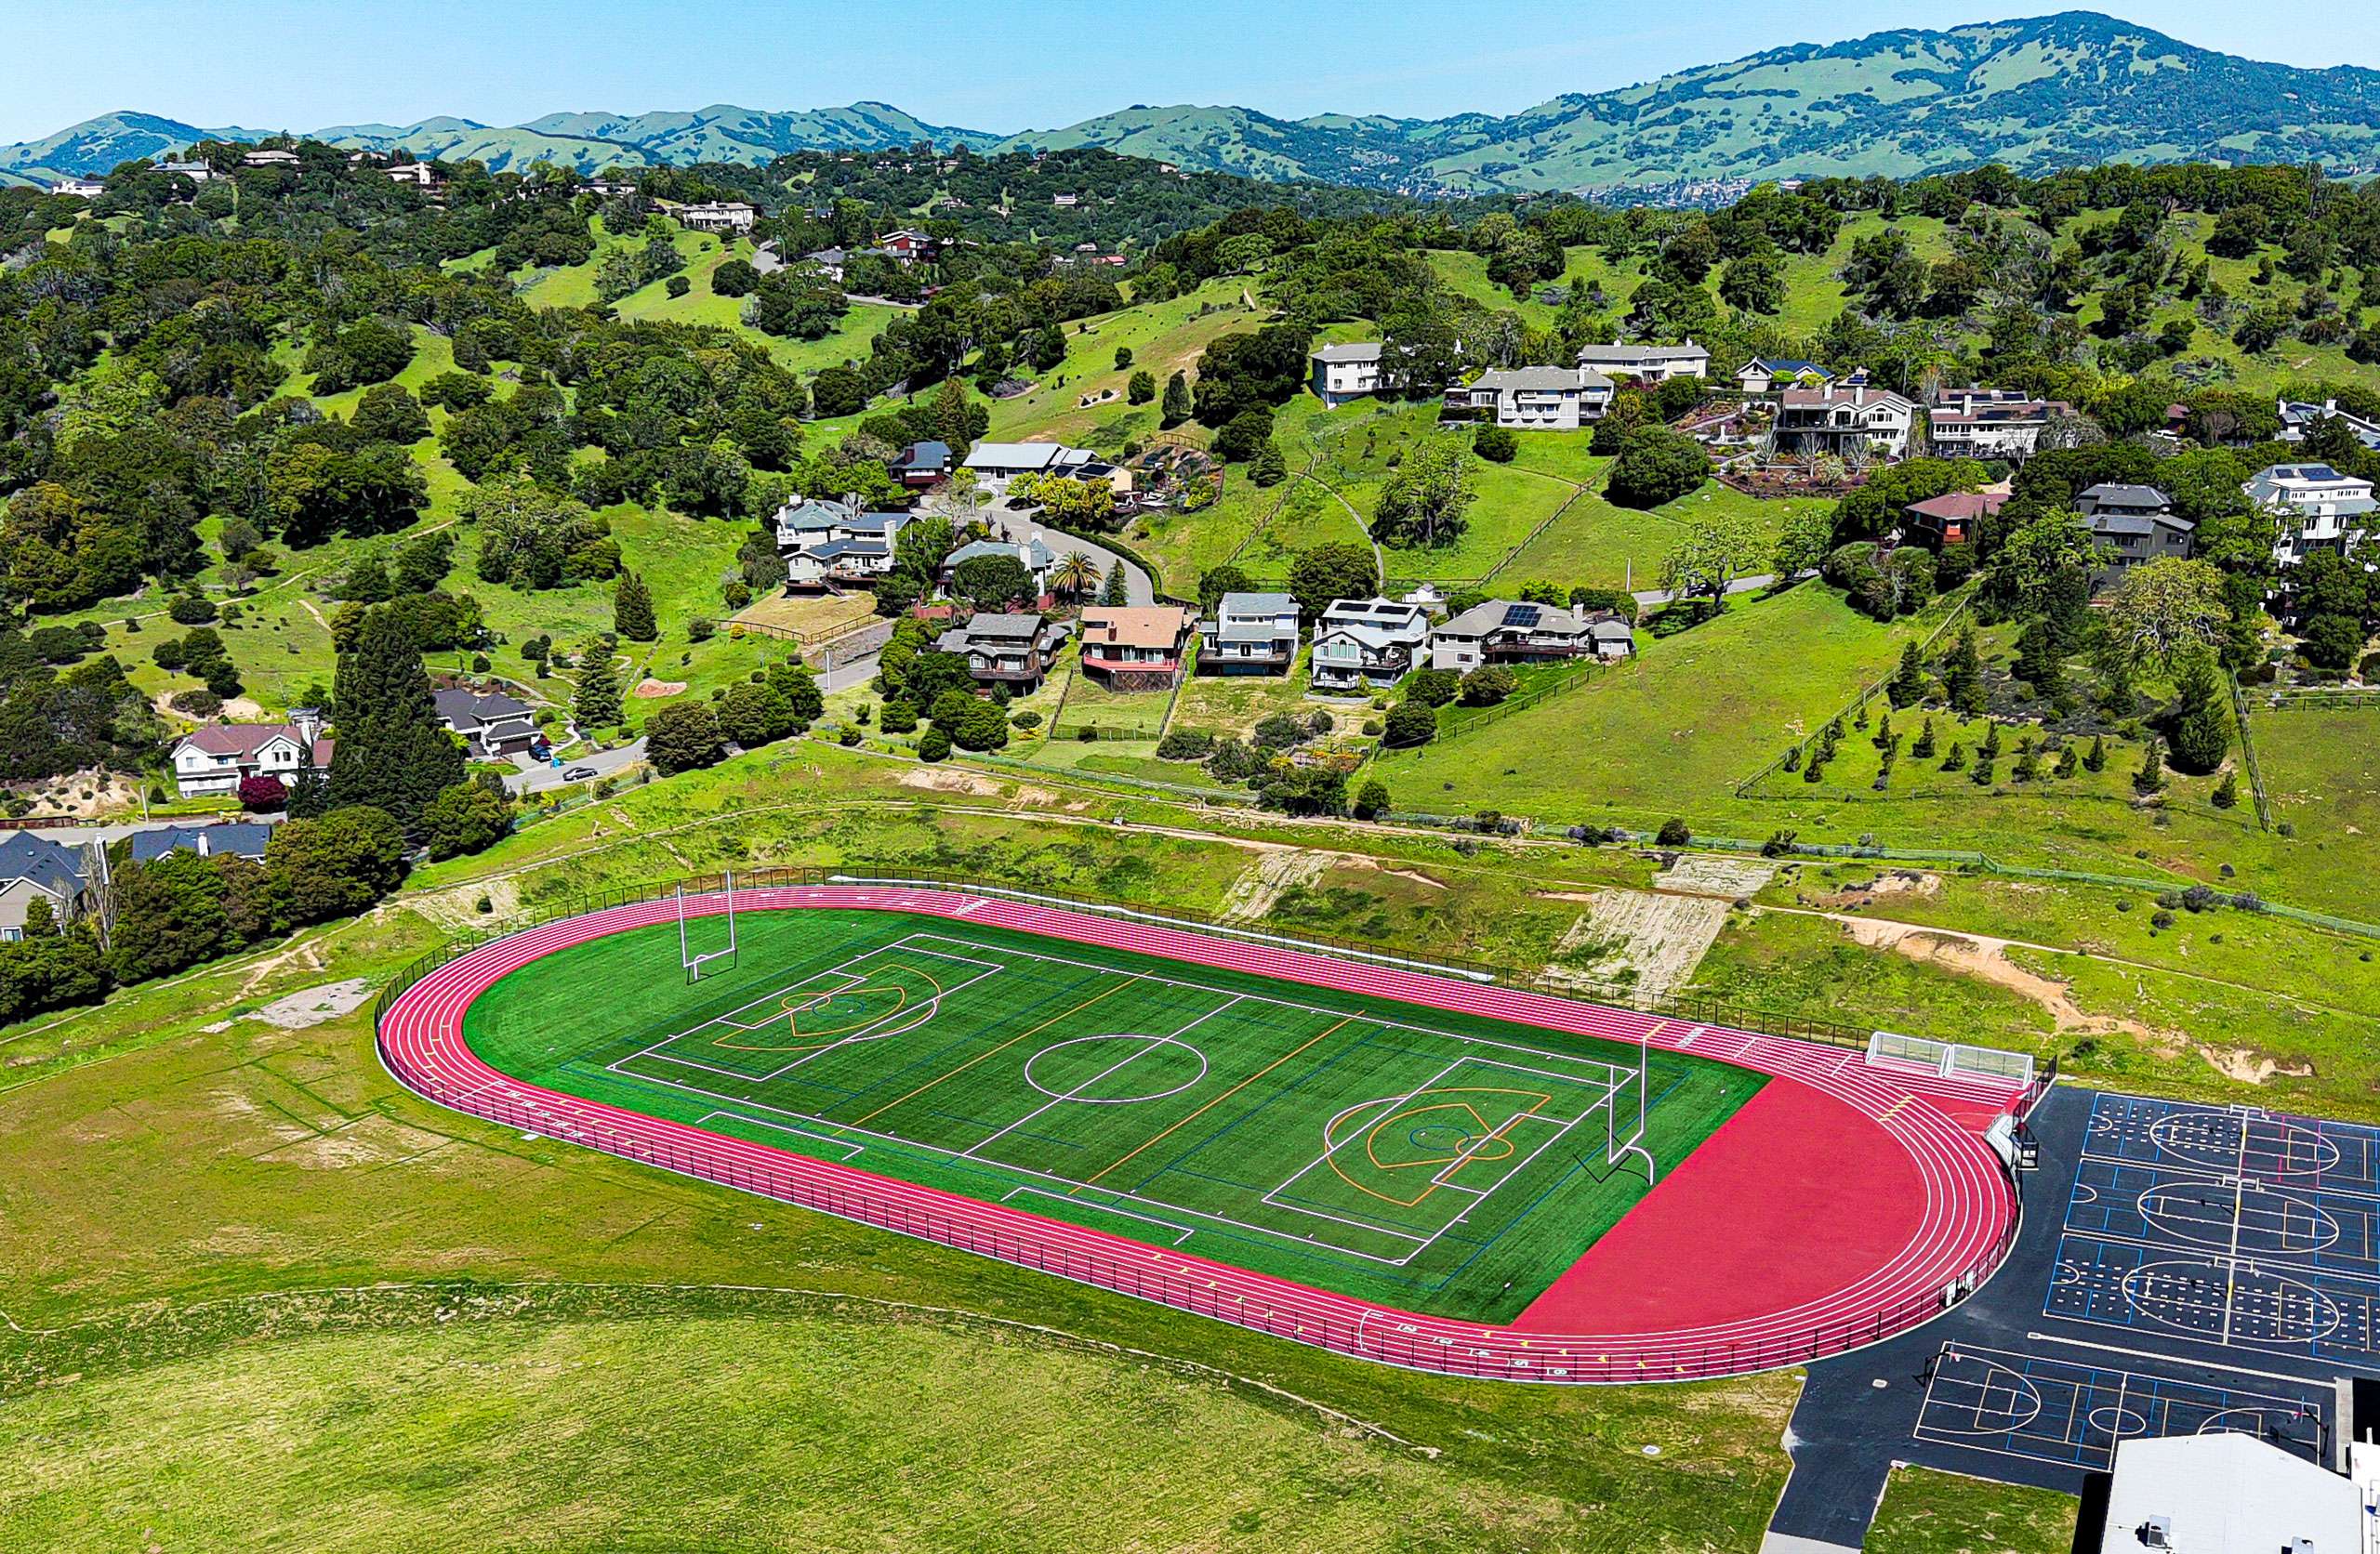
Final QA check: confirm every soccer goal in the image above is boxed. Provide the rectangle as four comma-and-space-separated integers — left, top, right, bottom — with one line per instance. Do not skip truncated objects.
1602, 1026, 1658, 1186
678, 871, 739, 982
1866, 1029, 2035, 1089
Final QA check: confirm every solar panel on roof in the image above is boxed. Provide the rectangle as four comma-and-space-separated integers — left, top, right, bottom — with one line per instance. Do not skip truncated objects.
1503, 603, 1541, 627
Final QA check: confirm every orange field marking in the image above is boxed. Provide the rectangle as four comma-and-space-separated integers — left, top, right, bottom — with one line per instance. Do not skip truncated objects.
1322, 1086, 1554, 1208
707, 963, 947, 1052
1079, 1017, 1355, 1190
851, 974, 1145, 1126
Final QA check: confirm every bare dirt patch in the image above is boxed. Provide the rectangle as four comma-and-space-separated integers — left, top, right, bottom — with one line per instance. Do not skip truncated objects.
1807, 869, 1944, 910
412, 876, 525, 934
245, 978, 376, 1032
1220, 849, 1329, 922
1548, 889, 1732, 1000
898, 768, 1008, 799
1654, 855, 1778, 900
631, 678, 687, 698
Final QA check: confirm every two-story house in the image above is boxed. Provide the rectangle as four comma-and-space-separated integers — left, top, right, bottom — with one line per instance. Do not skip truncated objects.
1078, 606, 1197, 690
874, 229, 943, 266
1900, 490, 2008, 547
434, 690, 542, 757
1311, 598, 1433, 693
1447, 367, 1614, 430
2244, 463, 2379, 569
941, 537, 1055, 602
2077, 484, 2193, 577
888, 440, 953, 489
774, 497, 912, 587
169, 711, 334, 797
0, 833, 96, 942
932, 613, 1068, 691
1926, 388, 2076, 460
677, 201, 757, 233
2278, 398, 2380, 451
1736, 358, 1833, 397
1198, 592, 1302, 676
1310, 342, 1390, 407
1430, 599, 1632, 672
1577, 340, 1711, 385
1772, 383, 1916, 461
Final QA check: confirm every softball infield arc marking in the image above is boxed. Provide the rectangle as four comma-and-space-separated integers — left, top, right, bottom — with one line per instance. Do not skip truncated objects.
377, 885, 2023, 1385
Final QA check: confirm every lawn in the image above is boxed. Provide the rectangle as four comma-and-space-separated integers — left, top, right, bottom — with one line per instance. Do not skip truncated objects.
1170, 651, 1335, 739
463, 907, 1760, 1322
1866, 1466, 2077, 1554
1049, 654, 1178, 739
983, 279, 1263, 451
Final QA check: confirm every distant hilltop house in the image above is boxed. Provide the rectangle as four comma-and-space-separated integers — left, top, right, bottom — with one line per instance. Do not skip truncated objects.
1575, 340, 1711, 385
584, 177, 641, 198
677, 200, 757, 233
1311, 597, 1434, 693
1735, 358, 1833, 396
1198, 592, 1302, 677
152, 159, 215, 183
1927, 387, 2077, 460
382, 162, 440, 189
2277, 396, 2380, 451
773, 496, 911, 588
1051, 192, 1079, 207
169, 711, 333, 798
1771, 381, 1916, 461
1446, 366, 1616, 430
241, 148, 301, 169
0, 833, 98, 942
1430, 599, 1631, 674
129, 823, 274, 864
1078, 605, 1198, 691
873, 229, 943, 266
432, 689, 541, 758
46, 176, 106, 199
2244, 462, 2377, 569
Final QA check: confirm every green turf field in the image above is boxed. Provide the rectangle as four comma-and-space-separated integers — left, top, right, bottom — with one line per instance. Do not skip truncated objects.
463, 910, 1762, 1323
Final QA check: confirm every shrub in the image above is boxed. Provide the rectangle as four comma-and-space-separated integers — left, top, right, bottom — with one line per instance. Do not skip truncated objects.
918, 727, 951, 761
1408, 667, 1461, 706
1157, 728, 1215, 760
237, 775, 288, 811
1381, 701, 1437, 748
1472, 425, 1517, 463
168, 595, 218, 626
1655, 817, 1691, 847
1354, 778, 1390, 820
1458, 665, 1517, 706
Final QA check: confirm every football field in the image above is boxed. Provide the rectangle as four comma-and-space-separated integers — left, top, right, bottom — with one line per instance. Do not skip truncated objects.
462, 908, 1762, 1322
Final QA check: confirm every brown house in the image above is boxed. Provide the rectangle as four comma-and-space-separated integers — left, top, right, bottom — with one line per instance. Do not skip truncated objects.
1078, 606, 1197, 691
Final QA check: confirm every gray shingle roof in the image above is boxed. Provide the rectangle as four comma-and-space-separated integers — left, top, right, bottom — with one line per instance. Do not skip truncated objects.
0, 833, 85, 897
1312, 342, 1384, 363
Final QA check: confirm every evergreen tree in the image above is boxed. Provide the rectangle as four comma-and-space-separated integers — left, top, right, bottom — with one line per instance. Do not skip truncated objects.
1940, 626, 1986, 716
2084, 733, 2109, 772
1971, 757, 1995, 784
1160, 372, 1193, 428
1100, 561, 1129, 605
2013, 616, 2064, 695
324, 607, 465, 833
1250, 441, 1288, 487
2213, 770, 2240, 809
2168, 650, 2231, 773
284, 757, 332, 820
2053, 744, 2079, 778
1942, 742, 1966, 771
614, 571, 657, 641
1979, 721, 2003, 759
575, 651, 623, 732
1911, 718, 1937, 758
1887, 639, 1927, 707
2135, 738, 2166, 794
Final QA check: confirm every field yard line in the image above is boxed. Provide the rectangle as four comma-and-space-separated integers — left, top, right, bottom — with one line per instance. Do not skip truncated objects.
1083, 1017, 1355, 1188
851, 974, 1146, 1126
959, 996, 1236, 1163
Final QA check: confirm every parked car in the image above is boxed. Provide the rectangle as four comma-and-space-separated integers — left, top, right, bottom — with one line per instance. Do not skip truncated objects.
562, 766, 599, 781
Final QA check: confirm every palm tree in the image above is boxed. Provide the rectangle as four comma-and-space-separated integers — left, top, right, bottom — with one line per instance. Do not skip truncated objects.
1051, 550, 1100, 602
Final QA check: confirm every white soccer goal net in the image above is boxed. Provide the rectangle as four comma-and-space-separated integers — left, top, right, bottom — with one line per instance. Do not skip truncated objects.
1865, 1029, 2033, 1089
678, 870, 739, 982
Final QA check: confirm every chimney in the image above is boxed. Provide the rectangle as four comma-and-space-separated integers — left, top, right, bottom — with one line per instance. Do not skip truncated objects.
1854, 380, 1868, 408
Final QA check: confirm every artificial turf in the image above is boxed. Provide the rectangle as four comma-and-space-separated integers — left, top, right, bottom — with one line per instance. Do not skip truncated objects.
463, 909, 1762, 1323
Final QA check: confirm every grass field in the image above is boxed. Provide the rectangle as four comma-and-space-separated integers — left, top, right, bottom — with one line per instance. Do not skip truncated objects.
463, 909, 1760, 1323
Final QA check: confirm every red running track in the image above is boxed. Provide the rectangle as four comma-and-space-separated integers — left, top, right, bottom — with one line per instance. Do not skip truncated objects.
377, 885, 2023, 1384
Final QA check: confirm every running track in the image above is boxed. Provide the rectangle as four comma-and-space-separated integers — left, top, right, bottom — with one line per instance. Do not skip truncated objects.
377, 885, 2023, 1384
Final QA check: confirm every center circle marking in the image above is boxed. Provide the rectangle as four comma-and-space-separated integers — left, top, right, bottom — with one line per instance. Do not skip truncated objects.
1025, 1034, 1209, 1104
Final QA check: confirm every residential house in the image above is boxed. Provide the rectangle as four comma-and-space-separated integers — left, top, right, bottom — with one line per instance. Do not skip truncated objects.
874, 229, 942, 265
1310, 598, 1433, 692
678, 201, 757, 233
129, 823, 274, 864
2077, 484, 2193, 576
801, 246, 852, 282
46, 177, 106, 198
888, 440, 954, 489
1051, 192, 1079, 208
1576, 340, 1712, 384
1735, 358, 1833, 396
2278, 396, 2380, 451
1926, 388, 2076, 459
942, 536, 1055, 601
2244, 463, 2378, 568
1430, 599, 1632, 672
433, 689, 541, 757
169, 712, 334, 798
773, 496, 910, 587
932, 612, 1067, 691
961, 441, 1099, 488
1310, 342, 1391, 407
383, 162, 440, 189
1772, 383, 1917, 461
585, 177, 640, 198
1198, 592, 1302, 676
241, 149, 301, 169
1900, 490, 2006, 547
152, 159, 216, 183
1078, 605, 1197, 690
1448, 366, 1614, 430
0, 834, 95, 942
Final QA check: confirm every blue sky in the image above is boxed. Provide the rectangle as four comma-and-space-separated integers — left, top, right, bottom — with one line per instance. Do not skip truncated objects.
3, 0, 2378, 144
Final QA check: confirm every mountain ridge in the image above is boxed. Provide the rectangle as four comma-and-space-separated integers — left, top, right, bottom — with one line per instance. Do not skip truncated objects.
7, 13, 2379, 195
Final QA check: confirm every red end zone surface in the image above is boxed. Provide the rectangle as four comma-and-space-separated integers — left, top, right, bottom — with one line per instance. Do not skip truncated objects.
378, 884, 2022, 1383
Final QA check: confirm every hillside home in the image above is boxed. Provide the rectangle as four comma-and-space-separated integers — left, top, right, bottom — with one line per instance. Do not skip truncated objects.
585, 177, 640, 197
888, 440, 954, 489
1772, 383, 1916, 461
2278, 396, 2380, 451
932, 612, 1067, 691
1736, 358, 1833, 396
2245, 463, 2378, 568
433, 690, 541, 757
47, 177, 106, 198
1078, 605, 1197, 690
169, 712, 334, 798
2077, 484, 2192, 575
678, 201, 757, 233
382, 162, 439, 189
1577, 340, 1711, 384
941, 537, 1055, 601
874, 229, 943, 265
1051, 192, 1079, 207
774, 497, 911, 587
242, 149, 301, 168
1900, 490, 2006, 547
1310, 342, 1391, 407
153, 160, 215, 183
1430, 599, 1632, 672
962, 441, 1099, 488
1311, 598, 1433, 692
1926, 388, 2076, 459
1448, 367, 1615, 430
129, 823, 273, 864
0, 834, 96, 942
1198, 592, 1302, 676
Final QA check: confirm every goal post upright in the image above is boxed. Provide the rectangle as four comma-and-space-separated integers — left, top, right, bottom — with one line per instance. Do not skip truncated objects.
681, 869, 740, 982
1605, 1022, 1657, 1187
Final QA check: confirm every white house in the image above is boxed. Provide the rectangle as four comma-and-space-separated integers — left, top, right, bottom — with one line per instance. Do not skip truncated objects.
1448, 366, 1615, 430
1576, 340, 1711, 384
1772, 383, 1917, 461
242, 149, 301, 169
1431, 599, 1631, 672
678, 201, 758, 234
152, 160, 215, 183
2278, 396, 2380, 450
1310, 342, 1389, 407
774, 497, 911, 586
169, 712, 333, 798
2244, 462, 2378, 568
46, 177, 106, 199
1311, 598, 1433, 692
1927, 388, 2076, 460
1198, 592, 1302, 676
383, 162, 440, 189
962, 441, 1099, 488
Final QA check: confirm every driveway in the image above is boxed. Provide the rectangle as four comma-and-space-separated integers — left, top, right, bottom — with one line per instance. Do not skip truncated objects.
989, 502, 1155, 605
505, 738, 647, 795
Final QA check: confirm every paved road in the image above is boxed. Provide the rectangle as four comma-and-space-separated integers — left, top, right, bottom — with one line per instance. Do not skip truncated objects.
505, 737, 648, 795
989, 502, 1156, 606
1630, 572, 1794, 610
